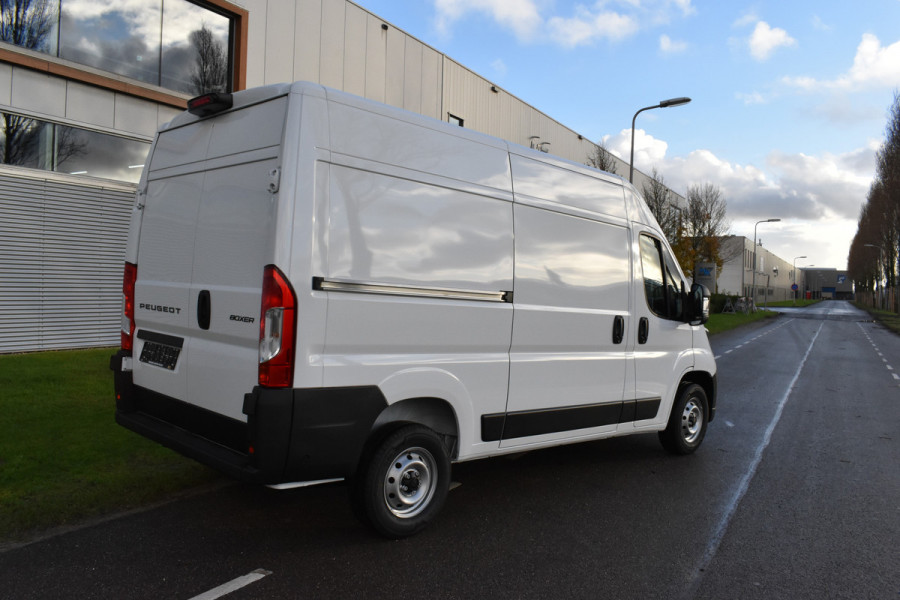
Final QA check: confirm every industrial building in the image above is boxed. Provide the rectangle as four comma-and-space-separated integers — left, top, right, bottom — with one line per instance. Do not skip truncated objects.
0, 0, 680, 352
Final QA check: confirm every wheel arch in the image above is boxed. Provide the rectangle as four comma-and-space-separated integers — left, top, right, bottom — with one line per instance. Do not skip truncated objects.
371, 396, 459, 457
678, 370, 717, 422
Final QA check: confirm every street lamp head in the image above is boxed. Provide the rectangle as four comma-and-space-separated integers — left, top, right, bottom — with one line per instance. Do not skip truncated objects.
629, 96, 692, 183
659, 97, 691, 108
767, 218, 781, 223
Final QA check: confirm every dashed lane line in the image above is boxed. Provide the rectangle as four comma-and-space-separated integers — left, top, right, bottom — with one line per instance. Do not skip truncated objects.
188, 569, 272, 600
713, 318, 794, 360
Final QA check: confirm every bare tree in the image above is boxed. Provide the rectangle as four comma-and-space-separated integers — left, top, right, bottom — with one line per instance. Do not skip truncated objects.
680, 182, 729, 278
190, 24, 228, 95
0, 0, 55, 52
642, 167, 680, 243
1, 113, 86, 169
586, 140, 618, 175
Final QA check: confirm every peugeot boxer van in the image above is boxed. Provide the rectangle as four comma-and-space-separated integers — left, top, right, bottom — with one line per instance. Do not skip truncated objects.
111, 81, 716, 538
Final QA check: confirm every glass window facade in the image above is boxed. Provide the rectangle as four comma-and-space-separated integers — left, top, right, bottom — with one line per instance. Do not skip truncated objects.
0, 112, 150, 183
1, 0, 233, 95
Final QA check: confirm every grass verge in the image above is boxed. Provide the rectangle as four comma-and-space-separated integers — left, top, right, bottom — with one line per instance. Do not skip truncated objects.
0, 348, 221, 544
706, 309, 779, 335
853, 303, 900, 335
762, 299, 822, 308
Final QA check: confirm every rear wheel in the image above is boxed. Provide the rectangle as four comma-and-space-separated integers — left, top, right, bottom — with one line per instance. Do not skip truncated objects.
659, 383, 708, 455
352, 424, 450, 538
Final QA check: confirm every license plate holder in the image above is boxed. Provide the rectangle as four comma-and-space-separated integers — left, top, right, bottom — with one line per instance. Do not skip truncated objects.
137, 330, 184, 370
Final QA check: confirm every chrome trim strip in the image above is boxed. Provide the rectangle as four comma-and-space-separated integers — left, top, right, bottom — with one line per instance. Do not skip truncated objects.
313, 277, 512, 303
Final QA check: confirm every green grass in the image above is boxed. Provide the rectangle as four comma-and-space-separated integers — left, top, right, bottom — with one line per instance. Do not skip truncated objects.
762, 299, 822, 308
0, 348, 221, 543
706, 309, 779, 335
854, 303, 900, 335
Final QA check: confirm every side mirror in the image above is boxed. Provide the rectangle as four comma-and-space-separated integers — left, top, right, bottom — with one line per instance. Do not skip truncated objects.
686, 283, 710, 325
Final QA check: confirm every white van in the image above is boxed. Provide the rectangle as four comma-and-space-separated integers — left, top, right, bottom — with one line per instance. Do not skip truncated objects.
112, 81, 716, 538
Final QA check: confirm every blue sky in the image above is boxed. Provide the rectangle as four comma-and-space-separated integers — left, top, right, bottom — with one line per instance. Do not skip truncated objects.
352, 0, 900, 270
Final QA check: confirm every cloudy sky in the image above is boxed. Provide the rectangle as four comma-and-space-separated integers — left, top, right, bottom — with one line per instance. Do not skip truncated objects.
353, 0, 900, 270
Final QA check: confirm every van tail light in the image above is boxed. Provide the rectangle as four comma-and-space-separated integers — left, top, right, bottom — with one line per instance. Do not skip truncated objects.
121, 262, 137, 352
258, 265, 297, 388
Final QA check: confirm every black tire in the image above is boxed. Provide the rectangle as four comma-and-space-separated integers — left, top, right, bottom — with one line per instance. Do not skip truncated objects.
351, 424, 451, 538
659, 383, 708, 455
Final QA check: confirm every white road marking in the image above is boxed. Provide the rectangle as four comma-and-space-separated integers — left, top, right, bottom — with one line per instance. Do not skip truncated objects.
188, 569, 271, 600
690, 320, 824, 589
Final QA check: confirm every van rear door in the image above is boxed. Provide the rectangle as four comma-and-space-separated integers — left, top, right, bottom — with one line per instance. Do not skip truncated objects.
132, 96, 288, 422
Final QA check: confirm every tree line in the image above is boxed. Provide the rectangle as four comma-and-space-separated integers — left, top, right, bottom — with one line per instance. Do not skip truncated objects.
848, 93, 900, 312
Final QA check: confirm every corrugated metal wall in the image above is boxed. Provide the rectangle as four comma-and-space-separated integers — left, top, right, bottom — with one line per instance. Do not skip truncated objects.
0, 168, 135, 352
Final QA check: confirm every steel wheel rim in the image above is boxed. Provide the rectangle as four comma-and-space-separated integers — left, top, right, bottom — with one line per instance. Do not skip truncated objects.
383, 446, 437, 519
681, 398, 703, 444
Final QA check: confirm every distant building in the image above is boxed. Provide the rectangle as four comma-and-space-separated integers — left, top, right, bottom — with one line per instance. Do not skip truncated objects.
801, 268, 853, 300
716, 236, 801, 304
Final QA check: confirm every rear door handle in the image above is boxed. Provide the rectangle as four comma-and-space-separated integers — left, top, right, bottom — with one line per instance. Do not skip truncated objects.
197, 290, 211, 330
638, 317, 649, 344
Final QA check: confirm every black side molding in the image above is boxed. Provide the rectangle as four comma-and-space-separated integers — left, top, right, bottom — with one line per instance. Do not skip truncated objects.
481, 397, 661, 442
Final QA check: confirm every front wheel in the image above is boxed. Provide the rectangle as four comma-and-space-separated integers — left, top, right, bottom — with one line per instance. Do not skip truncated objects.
659, 383, 708, 455
352, 424, 451, 538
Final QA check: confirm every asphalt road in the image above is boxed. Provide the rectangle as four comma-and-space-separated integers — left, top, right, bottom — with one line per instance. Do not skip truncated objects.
1, 301, 898, 599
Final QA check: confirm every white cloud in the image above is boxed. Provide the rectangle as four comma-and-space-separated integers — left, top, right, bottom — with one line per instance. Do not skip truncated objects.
735, 91, 768, 105
811, 15, 832, 32
491, 58, 508, 77
603, 127, 670, 169
659, 34, 687, 54
783, 34, 900, 92
432, 0, 695, 47
748, 21, 797, 61
547, 9, 638, 47
606, 128, 874, 268
433, 0, 543, 41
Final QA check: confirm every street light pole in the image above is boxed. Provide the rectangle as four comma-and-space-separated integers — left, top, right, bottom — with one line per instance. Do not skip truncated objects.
792, 255, 806, 304
751, 218, 780, 309
629, 96, 691, 183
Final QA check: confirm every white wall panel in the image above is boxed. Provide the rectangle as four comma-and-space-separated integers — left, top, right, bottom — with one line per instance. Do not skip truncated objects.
319, 0, 346, 90
420, 48, 441, 120
0, 63, 12, 106
65, 81, 115, 128
294, 0, 322, 83
113, 94, 160, 137
264, 0, 297, 84
384, 29, 405, 109
11, 68, 66, 118
343, 4, 368, 96
364, 15, 387, 103
402, 38, 423, 114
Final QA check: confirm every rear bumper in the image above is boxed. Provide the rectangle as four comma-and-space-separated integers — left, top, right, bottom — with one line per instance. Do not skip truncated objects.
111, 351, 387, 485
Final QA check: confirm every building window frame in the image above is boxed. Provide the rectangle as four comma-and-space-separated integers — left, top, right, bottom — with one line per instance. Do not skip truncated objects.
0, 0, 248, 109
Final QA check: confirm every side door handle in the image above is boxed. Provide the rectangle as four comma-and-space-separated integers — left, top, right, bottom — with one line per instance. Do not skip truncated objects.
638, 317, 649, 344
612, 315, 625, 344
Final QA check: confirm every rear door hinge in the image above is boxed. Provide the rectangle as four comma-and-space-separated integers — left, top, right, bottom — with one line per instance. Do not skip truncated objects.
267, 167, 281, 194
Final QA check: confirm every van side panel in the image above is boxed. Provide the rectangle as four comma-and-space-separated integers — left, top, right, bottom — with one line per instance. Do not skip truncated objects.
317, 99, 516, 458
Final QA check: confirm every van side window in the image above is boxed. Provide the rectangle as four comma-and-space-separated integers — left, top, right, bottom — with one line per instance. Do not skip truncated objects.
640, 234, 683, 320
